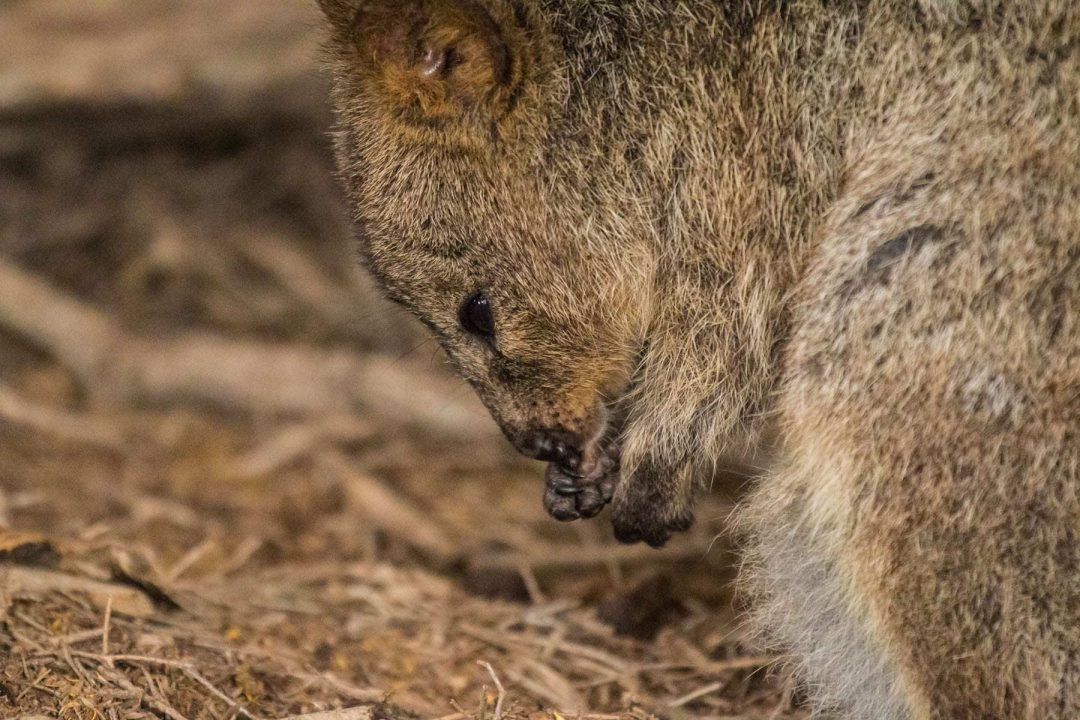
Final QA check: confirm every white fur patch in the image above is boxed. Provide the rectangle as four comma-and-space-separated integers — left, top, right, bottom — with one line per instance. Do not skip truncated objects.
743, 458, 917, 719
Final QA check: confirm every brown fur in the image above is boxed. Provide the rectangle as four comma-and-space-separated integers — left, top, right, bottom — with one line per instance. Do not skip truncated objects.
317, 1, 1080, 716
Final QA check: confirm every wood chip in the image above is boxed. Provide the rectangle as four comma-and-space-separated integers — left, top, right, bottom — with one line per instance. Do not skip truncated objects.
1, 566, 155, 618
0, 529, 60, 567
280, 708, 375, 720
325, 451, 460, 565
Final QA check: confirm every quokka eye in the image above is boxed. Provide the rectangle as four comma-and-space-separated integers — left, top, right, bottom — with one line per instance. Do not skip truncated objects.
459, 292, 495, 338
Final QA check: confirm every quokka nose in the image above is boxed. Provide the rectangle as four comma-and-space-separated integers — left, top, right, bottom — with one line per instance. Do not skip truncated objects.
522, 429, 582, 472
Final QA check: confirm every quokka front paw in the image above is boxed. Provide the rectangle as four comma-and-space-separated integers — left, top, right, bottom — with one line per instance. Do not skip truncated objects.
542, 445, 621, 521
543, 463, 616, 520
611, 465, 695, 548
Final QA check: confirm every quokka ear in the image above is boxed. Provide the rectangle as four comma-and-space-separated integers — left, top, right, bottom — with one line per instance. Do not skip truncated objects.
350, 0, 516, 122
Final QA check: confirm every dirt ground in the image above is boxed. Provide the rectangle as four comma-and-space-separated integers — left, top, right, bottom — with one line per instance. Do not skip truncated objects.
0, 3, 799, 718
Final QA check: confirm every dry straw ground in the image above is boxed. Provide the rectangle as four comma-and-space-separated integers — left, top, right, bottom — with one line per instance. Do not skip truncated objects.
0, 2, 798, 718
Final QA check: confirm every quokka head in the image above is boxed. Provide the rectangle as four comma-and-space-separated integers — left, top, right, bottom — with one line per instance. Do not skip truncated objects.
318, 0, 654, 481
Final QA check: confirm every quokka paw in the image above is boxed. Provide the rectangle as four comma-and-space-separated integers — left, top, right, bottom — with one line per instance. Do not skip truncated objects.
611, 478, 694, 548
543, 462, 617, 521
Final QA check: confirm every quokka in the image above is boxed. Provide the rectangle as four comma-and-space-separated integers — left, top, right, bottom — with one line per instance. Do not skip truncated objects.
317, 1, 1079, 716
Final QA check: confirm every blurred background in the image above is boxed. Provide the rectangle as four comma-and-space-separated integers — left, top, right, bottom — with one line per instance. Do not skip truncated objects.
0, 2, 794, 718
